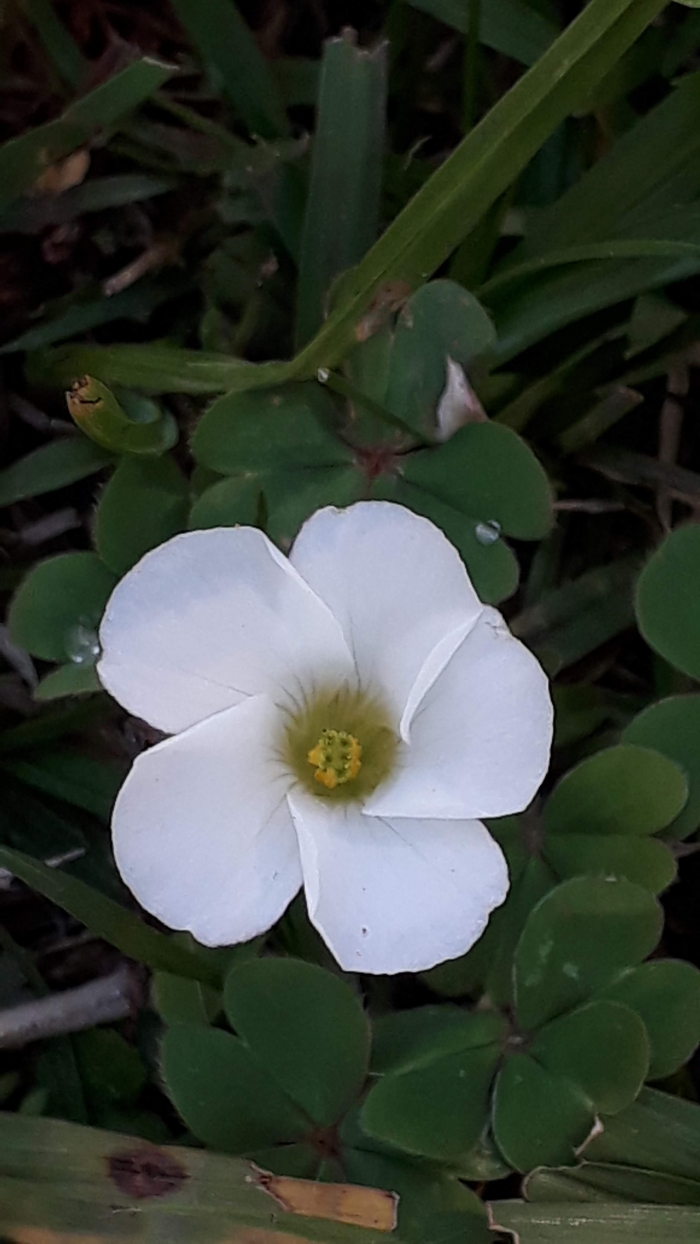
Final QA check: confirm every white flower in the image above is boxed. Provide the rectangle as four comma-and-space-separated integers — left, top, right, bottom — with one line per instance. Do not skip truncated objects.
98, 502, 552, 975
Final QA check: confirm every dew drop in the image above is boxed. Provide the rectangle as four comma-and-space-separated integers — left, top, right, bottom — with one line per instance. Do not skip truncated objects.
474, 519, 501, 546
316, 367, 330, 384
65, 622, 101, 666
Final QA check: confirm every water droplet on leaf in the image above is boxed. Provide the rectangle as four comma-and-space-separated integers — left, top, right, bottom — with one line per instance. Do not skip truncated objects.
65, 623, 101, 666
475, 519, 501, 546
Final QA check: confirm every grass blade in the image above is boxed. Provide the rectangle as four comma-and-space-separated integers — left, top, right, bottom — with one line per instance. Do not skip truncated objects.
0, 58, 174, 211
0, 846, 223, 986
295, 32, 387, 347
20, 0, 88, 88
407, 0, 560, 66
169, 0, 288, 139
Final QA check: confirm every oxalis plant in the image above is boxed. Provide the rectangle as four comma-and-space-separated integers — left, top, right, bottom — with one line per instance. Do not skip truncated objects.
2, 2, 700, 1243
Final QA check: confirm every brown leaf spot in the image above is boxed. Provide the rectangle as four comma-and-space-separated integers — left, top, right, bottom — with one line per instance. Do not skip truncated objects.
107, 1146, 188, 1199
354, 280, 412, 342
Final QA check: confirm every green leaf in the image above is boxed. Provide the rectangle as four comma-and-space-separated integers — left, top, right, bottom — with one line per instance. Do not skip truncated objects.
295, 33, 387, 346
361, 1024, 503, 1161
512, 556, 641, 675
34, 663, 101, 701
370, 1009, 506, 1075
494, 1200, 700, 1241
487, 251, 700, 366
0, 780, 86, 860
0, 748, 122, 820
636, 526, 700, 679
168, 0, 287, 140
0, 173, 178, 235
602, 961, 700, 1081
623, 696, 700, 840
543, 744, 688, 837
289, 0, 669, 381
625, 293, 688, 359
191, 467, 363, 547
510, 71, 700, 263
402, 421, 552, 540
35, 0, 670, 395
429, 845, 557, 1009
191, 383, 362, 545
152, 971, 219, 1026
514, 877, 663, 1030
584, 1087, 700, 1181
94, 456, 190, 576
189, 474, 261, 529
28, 342, 282, 395
0, 699, 106, 755
543, 833, 676, 896
0, 437, 112, 507
66, 376, 179, 456
406, 0, 559, 67
343, 1148, 491, 1244
524, 1160, 700, 1205
492, 1053, 593, 1173
8, 553, 116, 662
21, 0, 87, 88
74, 1028, 146, 1111
0, 58, 174, 210
0, 846, 222, 986
382, 282, 496, 440
379, 476, 520, 605
192, 383, 352, 473
223, 957, 370, 1127
1, 273, 190, 356
161, 1023, 307, 1152
530, 1000, 650, 1115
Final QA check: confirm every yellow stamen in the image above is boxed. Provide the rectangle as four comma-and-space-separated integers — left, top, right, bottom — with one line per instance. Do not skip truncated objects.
308, 729, 362, 791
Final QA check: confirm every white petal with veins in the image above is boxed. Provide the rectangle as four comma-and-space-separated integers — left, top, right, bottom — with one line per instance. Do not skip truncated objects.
99, 526, 353, 733
288, 787, 508, 975
112, 696, 301, 946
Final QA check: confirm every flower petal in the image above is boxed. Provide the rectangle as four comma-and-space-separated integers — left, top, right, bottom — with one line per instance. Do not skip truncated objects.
112, 696, 301, 946
289, 503, 483, 729
98, 527, 353, 733
366, 607, 553, 821
287, 789, 508, 974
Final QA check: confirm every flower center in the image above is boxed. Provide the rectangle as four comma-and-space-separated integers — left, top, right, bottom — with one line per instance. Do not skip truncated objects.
308, 729, 362, 790
280, 684, 398, 802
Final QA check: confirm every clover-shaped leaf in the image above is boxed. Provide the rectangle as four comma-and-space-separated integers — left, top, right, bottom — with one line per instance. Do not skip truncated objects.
543, 744, 688, 838
602, 960, 700, 1080
361, 1011, 505, 1161
623, 695, 700, 841
401, 421, 553, 543
94, 455, 190, 575
162, 957, 370, 1154
8, 552, 116, 699
223, 956, 370, 1127
190, 383, 361, 544
161, 1022, 308, 1151
382, 280, 496, 440
529, 999, 650, 1115
492, 1053, 593, 1172
514, 876, 663, 1030
636, 525, 700, 680
538, 743, 685, 895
